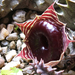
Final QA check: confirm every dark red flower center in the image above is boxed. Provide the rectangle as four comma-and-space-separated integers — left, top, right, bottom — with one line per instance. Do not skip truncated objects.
26, 19, 63, 63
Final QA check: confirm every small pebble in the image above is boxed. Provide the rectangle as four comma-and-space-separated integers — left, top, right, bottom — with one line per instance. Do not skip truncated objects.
17, 40, 22, 50
7, 24, 14, 34
0, 57, 5, 68
12, 56, 23, 63
9, 41, 16, 49
2, 61, 20, 70
20, 33, 25, 39
1, 28, 9, 37
5, 50, 17, 62
1, 46, 8, 54
0, 28, 9, 41
13, 10, 26, 22
1, 40, 9, 47
6, 33, 18, 41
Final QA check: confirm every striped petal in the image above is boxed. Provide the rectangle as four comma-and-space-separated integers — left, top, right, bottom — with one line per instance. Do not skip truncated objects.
16, 2, 75, 66
17, 47, 34, 60
41, 3, 64, 25
16, 2, 64, 63
16, 21, 32, 36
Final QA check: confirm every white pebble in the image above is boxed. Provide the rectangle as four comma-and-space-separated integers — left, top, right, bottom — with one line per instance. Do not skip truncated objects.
6, 33, 18, 41
2, 61, 20, 70
5, 50, 17, 62
0, 28, 9, 41
20, 33, 25, 39
7, 24, 14, 34
13, 10, 26, 22
12, 56, 23, 63
17, 40, 22, 50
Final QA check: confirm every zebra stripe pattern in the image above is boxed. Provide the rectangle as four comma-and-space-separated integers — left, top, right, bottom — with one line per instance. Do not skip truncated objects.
16, 3, 65, 60
17, 47, 34, 59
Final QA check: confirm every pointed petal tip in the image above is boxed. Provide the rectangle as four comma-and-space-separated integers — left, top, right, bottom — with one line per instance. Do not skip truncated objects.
15, 22, 23, 27
70, 40, 75, 43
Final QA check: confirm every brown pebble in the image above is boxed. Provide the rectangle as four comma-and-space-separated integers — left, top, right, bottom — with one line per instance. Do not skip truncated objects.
0, 58, 5, 68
